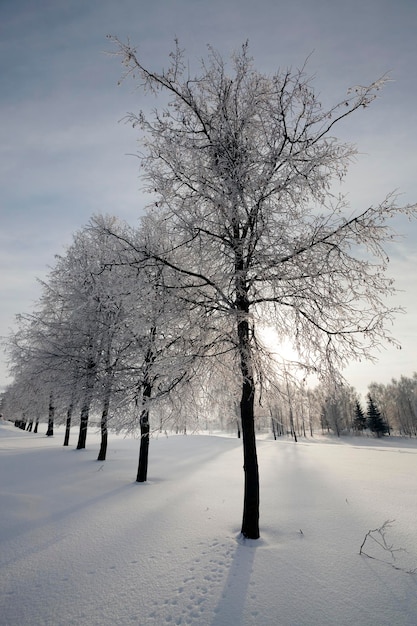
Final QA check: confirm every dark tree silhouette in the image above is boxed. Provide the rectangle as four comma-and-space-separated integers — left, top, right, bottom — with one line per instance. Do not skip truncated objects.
353, 400, 367, 431
367, 394, 388, 437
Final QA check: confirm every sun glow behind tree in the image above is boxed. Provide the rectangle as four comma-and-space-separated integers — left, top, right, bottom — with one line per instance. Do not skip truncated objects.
107, 38, 416, 538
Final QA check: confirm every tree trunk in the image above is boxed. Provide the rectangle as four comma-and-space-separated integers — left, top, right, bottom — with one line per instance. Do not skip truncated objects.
136, 331, 155, 483
238, 315, 260, 540
97, 392, 110, 461
286, 377, 297, 443
289, 406, 297, 442
271, 416, 277, 440
240, 379, 259, 539
76, 355, 96, 450
97, 421, 108, 461
76, 402, 90, 449
63, 403, 73, 447
46, 392, 54, 437
136, 380, 152, 482
137, 407, 150, 482
34, 419, 39, 433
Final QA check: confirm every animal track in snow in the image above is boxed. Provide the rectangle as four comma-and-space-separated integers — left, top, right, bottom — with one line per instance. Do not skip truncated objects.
144, 537, 235, 625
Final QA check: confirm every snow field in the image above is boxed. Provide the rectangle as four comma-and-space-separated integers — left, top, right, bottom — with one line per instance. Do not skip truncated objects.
1, 422, 417, 625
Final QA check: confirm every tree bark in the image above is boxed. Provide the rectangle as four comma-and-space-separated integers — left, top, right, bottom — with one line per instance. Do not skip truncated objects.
136, 380, 152, 482
271, 417, 277, 440
136, 330, 155, 483
286, 377, 297, 443
46, 392, 54, 437
137, 407, 150, 482
97, 392, 110, 461
76, 355, 96, 450
76, 401, 90, 449
63, 403, 73, 447
238, 316, 260, 540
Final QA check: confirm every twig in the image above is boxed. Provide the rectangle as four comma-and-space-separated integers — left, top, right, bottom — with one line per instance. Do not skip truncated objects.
359, 520, 417, 574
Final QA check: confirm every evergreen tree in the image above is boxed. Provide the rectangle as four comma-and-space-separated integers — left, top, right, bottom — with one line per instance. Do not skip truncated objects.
367, 394, 388, 437
353, 400, 367, 431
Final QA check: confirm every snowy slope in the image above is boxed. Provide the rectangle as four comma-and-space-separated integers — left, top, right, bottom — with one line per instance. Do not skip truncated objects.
1, 422, 417, 626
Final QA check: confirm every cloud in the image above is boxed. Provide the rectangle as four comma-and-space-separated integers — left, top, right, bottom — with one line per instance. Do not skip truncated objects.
1, 0, 416, 392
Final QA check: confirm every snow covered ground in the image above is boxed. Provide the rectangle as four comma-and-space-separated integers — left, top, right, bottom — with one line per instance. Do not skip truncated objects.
1, 421, 417, 626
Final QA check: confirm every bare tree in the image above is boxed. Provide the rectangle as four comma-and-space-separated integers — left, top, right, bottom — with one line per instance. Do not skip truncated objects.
5, 305, 75, 437
110, 39, 415, 538
376, 376, 417, 436
42, 215, 144, 453
1, 364, 50, 433
315, 381, 357, 436
98, 219, 210, 480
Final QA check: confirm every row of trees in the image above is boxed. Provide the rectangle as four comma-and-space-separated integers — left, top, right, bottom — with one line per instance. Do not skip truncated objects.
6, 350, 414, 442
3, 215, 214, 477
2, 40, 416, 538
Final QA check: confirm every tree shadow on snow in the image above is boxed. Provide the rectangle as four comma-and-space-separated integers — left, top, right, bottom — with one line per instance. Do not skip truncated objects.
210, 534, 258, 625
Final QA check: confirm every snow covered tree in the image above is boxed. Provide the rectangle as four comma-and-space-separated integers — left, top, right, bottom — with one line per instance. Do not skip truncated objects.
322, 396, 343, 436
0, 365, 48, 433
126, 261, 200, 482
5, 216, 134, 451
111, 39, 416, 538
97, 215, 213, 479
389, 376, 417, 436
41, 215, 150, 454
5, 304, 74, 437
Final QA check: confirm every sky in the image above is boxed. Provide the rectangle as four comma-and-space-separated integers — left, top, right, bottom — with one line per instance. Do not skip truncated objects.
1, 0, 417, 395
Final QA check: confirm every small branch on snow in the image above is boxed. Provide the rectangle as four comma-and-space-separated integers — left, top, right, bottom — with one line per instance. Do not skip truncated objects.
359, 520, 417, 575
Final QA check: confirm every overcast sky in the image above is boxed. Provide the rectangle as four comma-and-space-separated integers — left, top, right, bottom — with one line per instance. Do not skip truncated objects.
1, 0, 416, 396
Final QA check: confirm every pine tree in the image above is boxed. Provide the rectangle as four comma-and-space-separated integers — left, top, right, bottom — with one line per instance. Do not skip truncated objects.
353, 400, 367, 431
367, 394, 388, 437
